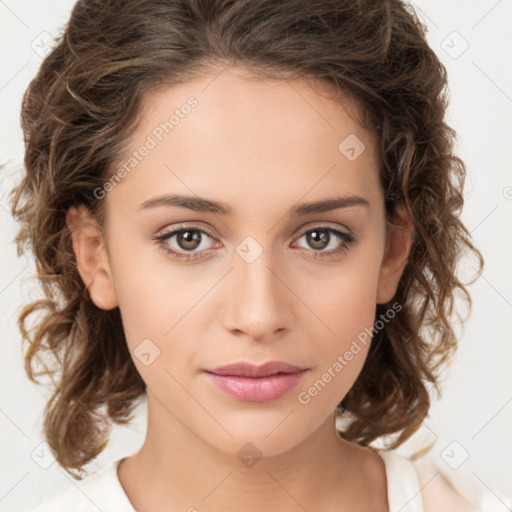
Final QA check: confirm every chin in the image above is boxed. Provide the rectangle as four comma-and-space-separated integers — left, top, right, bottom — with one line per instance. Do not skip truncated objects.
196, 407, 326, 462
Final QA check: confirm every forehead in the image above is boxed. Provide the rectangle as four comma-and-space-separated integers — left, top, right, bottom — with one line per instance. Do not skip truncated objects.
107, 67, 382, 214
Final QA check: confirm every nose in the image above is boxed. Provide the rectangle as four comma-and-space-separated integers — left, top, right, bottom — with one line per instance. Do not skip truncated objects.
221, 246, 293, 342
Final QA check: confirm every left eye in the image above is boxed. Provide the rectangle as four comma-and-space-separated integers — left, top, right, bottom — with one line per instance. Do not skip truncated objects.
153, 225, 355, 261
293, 227, 353, 253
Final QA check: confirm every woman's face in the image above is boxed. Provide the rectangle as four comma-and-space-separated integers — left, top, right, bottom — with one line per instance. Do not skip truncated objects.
70, 66, 411, 459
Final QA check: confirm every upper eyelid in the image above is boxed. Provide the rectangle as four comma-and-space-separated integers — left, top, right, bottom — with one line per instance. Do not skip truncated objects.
157, 223, 216, 240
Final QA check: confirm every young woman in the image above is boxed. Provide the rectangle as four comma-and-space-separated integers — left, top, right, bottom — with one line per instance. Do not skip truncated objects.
8, 0, 505, 510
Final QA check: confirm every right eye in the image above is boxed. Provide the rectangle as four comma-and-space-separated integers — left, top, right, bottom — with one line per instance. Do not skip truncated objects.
153, 225, 220, 261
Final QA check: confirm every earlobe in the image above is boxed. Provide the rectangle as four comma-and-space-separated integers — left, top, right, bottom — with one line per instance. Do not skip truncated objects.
376, 207, 414, 305
66, 206, 118, 310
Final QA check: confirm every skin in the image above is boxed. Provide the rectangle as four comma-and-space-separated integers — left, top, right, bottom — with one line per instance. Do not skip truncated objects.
66, 65, 414, 512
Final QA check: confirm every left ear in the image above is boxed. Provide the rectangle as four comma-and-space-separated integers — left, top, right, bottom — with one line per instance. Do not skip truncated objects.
376, 206, 414, 304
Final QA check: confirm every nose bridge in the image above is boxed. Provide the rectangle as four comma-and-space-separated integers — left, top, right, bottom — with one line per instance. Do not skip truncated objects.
223, 236, 290, 339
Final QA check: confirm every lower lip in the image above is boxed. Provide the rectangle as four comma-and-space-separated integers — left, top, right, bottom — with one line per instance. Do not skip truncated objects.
206, 371, 306, 402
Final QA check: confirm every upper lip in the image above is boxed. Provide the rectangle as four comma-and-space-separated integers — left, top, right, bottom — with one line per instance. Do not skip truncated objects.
205, 361, 307, 378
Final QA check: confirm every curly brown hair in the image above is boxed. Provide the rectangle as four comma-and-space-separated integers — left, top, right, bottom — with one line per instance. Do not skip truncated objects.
6, 0, 483, 479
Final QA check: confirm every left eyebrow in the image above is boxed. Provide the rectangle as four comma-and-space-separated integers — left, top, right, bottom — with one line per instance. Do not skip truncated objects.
289, 195, 369, 216
138, 193, 370, 216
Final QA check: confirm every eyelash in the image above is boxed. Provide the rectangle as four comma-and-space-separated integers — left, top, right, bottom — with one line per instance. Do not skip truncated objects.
152, 223, 356, 262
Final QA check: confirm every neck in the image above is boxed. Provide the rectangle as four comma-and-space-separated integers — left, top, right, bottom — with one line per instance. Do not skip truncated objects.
118, 392, 387, 512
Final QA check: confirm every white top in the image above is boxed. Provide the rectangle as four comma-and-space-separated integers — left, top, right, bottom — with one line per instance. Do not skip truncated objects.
31, 449, 510, 512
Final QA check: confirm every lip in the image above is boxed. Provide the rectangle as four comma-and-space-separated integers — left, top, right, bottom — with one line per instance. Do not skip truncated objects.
207, 361, 306, 377
204, 361, 308, 402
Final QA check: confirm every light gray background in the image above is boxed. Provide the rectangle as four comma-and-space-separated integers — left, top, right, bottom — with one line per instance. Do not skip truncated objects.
1, 1, 511, 510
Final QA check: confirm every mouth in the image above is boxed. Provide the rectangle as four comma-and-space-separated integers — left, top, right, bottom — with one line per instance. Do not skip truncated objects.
204, 361, 308, 403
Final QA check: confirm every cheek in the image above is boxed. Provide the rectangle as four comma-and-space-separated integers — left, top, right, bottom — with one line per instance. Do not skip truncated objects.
298, 249, 382, 347
106, 232, 201, 375
292, 248, 382, 401
108, 226, 197, 331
